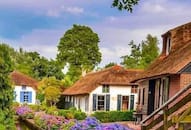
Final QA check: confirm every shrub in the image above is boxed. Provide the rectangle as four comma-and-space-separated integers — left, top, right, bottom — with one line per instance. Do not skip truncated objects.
16, 106, 34, 119
28, 104, 41, 112
34, 113, 65, 130
46, 106, 58, 116
91, 111, 133, 122
58, 109, 86, 120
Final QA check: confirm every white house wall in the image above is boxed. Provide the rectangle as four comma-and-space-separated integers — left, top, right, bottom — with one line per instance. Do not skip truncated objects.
14, 85, 36, 104
89, 85, 138, 114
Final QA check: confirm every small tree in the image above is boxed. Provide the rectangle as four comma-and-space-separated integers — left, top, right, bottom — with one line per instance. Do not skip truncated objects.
44, 86, 61, 107
38, 77, 64, 106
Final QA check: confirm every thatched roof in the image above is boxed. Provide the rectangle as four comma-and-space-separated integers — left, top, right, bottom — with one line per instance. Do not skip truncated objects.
132, 22, 191, 82
10, 71, 38, 89
63, 65, 143, 95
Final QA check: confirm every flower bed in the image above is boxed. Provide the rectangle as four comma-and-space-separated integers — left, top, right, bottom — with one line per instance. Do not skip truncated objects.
16, 106, 34, 119
15, 106, 131, 130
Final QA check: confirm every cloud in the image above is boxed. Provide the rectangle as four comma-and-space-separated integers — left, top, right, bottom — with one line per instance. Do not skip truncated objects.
47, 6, 84, 17
61, 6, 84, 15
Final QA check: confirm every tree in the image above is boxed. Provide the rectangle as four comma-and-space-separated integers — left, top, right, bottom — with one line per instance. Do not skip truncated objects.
121, 40, 142, 68
112, 0, 139, 12
57, 24, 102, 83
141, 34, 159, 68
1, 44, 64, 80
121, 34, 159, 69
44, 86, 61, 107
0, 44, 15, 129
37, 77, 64, 106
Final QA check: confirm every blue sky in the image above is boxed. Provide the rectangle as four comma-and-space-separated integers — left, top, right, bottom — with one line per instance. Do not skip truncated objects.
0, 0, 191, 67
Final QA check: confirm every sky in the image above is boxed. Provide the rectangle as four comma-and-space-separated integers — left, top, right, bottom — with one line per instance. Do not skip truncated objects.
0, 0, 191, 67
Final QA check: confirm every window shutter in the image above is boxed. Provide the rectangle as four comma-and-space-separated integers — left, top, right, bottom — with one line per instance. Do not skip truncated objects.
20, 92, 24, 103
29, 92, 32, 103
93, 94, 97, 111
106, 94, 110, 111
130, 95, 135, 110
117, 95, 122, 111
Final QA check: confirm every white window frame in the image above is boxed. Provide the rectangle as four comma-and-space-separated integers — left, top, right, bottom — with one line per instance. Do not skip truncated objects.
97, 95, 106, 111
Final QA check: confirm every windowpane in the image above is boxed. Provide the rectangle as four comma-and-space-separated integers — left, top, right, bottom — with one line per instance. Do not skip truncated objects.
102, 85, 109, 93
97, 95, 105, 110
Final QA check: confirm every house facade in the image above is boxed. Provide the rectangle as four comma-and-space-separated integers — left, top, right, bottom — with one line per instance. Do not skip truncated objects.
62, 65, 142, 114
132, 22, 191, 118
10, 71, 38, 104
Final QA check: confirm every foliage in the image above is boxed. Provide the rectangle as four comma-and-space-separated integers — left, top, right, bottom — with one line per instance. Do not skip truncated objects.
58, 108, 87, 120
121, 34, 159, 69
38, 77, 64, 106
112, 0, 139, 12
0, 44, 16, 129
34, 113, 65, 130
91, 111, 133, 123
28, 104, 41, 112
57, 24, 102, 84
45, 86, 61, 107
46, 106, 59, 116
16, 106, 34, 119
1, 44, 64, 80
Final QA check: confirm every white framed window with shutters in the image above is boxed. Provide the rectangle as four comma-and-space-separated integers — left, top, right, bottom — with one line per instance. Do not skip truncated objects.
92, 94, 110, 111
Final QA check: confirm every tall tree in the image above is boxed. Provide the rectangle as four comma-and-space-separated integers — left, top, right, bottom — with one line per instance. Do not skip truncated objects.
141, 34, 159, 68
112, 0, 139, 12
121, 40, 142, 68
0, 44, 15, 130
57, 24, 102, 83
121, 34, 159, 69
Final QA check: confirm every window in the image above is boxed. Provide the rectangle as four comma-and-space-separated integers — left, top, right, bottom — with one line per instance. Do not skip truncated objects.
166, 36, 171, 55
22, 85, 26, 90
20, 91, 32, 103
131, 85, 138, 93
23, 92, 29, 102
138, 89, 141, 104
97, 95, 105, 110
102, 85, 109, 93
162, 77, 170, 104
142, 88, 145, 105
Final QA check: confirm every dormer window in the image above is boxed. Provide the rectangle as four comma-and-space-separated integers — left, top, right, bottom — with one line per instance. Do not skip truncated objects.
166, 36, 171, 55
102, 84, 109, 93
22, 85, 26, 90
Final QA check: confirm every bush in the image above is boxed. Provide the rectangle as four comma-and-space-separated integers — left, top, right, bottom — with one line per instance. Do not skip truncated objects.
16, 106, 34, 119
58, 108, 86, 120
91, 111, 133, 123
46, 106, 58, 116
28, 104, 41, 112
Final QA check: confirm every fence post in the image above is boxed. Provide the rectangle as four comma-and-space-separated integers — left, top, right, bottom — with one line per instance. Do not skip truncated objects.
163, 106, 168, 130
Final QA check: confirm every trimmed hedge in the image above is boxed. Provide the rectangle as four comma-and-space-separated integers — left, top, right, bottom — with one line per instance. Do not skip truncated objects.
91, 111, 133, 123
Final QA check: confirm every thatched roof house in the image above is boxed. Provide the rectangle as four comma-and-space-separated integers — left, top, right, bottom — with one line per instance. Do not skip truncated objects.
132, 22, 191, 82
10, 71, 38, 89
63, 65, 143, 95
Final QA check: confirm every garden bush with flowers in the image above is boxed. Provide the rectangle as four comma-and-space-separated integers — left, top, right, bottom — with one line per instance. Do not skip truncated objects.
15, 106, 131, 130
16, 106, 34, 119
